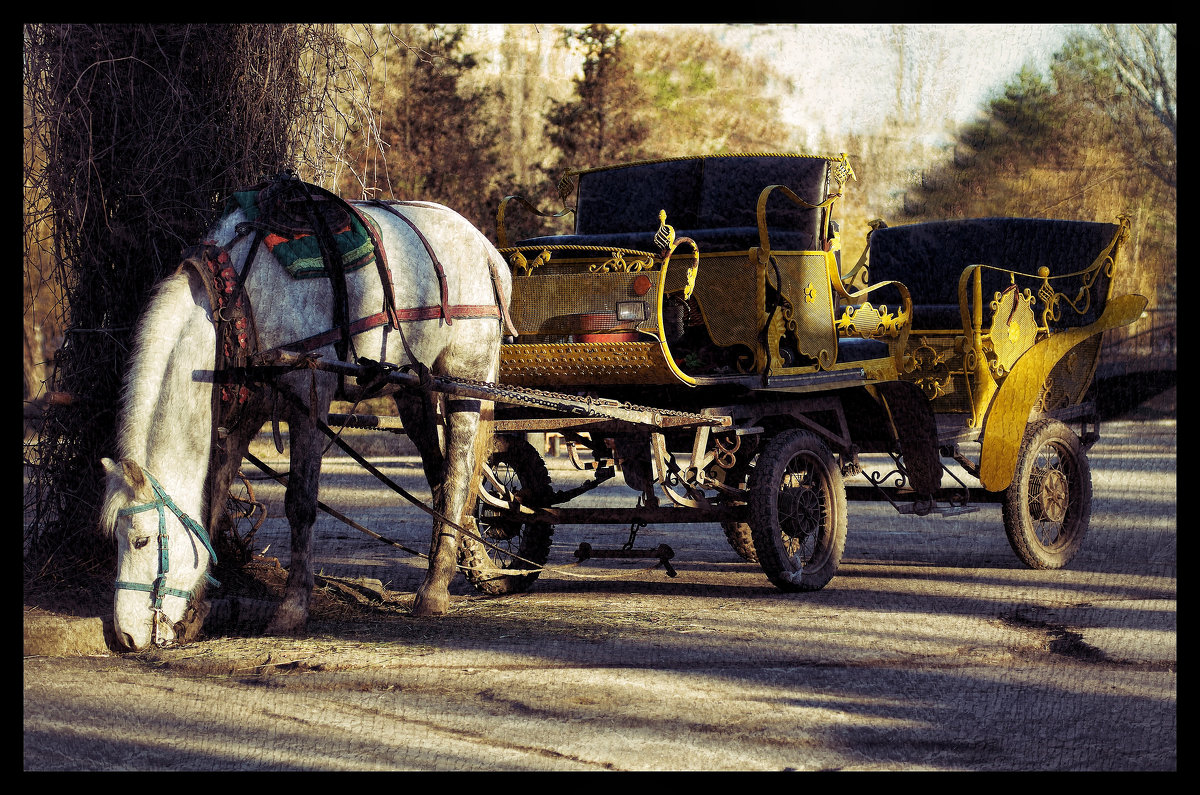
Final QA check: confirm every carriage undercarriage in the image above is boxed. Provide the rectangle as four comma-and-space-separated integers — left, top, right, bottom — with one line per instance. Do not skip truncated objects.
234, 342, 1102, 598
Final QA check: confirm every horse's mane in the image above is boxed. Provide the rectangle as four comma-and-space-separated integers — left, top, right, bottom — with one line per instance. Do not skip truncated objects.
99, 458, 150, 538
117, 273, 200, 458
100, 269, 212, 536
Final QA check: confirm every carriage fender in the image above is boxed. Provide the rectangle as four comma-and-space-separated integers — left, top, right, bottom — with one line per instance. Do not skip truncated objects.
977, 293, 1148, 491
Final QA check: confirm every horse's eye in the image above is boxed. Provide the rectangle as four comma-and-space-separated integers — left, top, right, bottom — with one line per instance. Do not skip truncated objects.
132, 537, 151, 550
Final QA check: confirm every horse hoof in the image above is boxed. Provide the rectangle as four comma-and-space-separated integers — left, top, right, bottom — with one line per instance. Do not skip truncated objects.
265, 603, 308, 635
411, 593, 449, 617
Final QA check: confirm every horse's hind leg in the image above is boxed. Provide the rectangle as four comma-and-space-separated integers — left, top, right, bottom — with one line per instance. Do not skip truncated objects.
394, 390, 444, 497
410, 395, 489, 617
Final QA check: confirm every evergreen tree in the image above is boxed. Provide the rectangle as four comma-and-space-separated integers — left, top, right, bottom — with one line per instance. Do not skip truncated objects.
897, 25, 1174, 307
542, 24, 650, 179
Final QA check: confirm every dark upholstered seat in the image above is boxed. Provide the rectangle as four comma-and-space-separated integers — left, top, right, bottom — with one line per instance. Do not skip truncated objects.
513, 155, 834, 254
865, 218, 1119, 330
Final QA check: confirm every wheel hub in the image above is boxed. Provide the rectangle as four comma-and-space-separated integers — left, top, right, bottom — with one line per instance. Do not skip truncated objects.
1037, 468, 1069, 523
779, 485, 821, 539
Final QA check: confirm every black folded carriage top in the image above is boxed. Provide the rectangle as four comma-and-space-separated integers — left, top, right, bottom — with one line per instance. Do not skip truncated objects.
513, 154, 839, 254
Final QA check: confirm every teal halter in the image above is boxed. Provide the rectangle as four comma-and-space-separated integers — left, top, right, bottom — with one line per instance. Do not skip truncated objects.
115, 467, 220, 610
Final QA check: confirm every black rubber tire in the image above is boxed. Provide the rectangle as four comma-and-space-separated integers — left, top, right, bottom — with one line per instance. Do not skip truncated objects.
721, 521, 759, 562
459, 435, 555, 595
1002, 419, 1093, 569
748, 429, 848, 592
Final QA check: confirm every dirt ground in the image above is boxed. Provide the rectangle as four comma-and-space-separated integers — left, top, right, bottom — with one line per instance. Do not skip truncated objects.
24, 388, 1176, 771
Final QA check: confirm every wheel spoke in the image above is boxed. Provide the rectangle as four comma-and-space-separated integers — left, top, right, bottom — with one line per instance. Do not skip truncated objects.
777, 455, 827, 564
1026, 441, 1080, 548
480, 462, 523, 545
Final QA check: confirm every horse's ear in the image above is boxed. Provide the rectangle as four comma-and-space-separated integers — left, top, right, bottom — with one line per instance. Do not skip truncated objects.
121, 458, 147, 492
101, 457, 145, 492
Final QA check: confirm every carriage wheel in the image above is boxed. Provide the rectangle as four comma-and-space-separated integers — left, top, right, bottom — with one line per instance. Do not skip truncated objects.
748, 429, 847, 592
721, 522, 759, 563
1002, 419, 1092, 569
459, 434, 555, 595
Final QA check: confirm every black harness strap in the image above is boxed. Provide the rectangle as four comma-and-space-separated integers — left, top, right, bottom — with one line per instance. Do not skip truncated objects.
295, 180, 354, 364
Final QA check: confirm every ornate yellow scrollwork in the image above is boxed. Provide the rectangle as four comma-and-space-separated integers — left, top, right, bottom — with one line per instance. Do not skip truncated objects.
831, 153, 856, 192
657, 210, 700, 300
556, 171, 578, 204
509, 249, 552, 277
1036, 263, 1107, 328
654, 209, 676, 251
590, 250, 654, 273
984, 283, 1038, 378
837, 303, 879, 335
835, 302, 906, 338
908, 337, 953, 399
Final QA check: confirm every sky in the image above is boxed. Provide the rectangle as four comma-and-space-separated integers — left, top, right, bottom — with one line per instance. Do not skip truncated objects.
469, 23, 1086, 147
698, 23, 1084, 145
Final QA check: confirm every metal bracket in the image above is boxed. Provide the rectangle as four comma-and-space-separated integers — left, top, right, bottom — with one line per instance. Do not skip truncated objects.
573, 542, 677, 578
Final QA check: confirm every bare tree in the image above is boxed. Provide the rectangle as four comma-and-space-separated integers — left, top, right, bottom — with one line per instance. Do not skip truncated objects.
1098, 24, 1176, 142
1086, 24, 1176, 188
23, 23, 367, 582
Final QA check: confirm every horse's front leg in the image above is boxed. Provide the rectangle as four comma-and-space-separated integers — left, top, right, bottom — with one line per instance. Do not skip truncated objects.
266, 384, 330, 635
412, 397, 489, 616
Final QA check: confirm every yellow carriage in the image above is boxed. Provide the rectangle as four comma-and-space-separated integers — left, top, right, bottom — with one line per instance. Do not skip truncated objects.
462, 153, 1146, 594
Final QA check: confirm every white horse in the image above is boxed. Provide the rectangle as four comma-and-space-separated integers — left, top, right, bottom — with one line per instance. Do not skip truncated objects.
100, 180, 510, 651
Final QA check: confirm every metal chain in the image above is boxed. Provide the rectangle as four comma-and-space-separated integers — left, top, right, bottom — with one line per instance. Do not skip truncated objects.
445, 374, 717, 423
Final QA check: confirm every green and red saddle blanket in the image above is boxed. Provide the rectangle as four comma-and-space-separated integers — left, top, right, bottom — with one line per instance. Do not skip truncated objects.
224, 183, 376, 280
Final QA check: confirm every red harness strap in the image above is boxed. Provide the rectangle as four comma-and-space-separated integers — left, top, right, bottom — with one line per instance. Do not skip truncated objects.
358, 199, 455, 325
281, 304, 502, 355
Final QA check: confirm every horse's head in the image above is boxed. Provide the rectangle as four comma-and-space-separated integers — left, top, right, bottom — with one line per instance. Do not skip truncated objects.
101, 457, 214, 651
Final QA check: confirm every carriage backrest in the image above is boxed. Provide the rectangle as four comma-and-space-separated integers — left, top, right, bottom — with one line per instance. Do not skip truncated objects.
695, 155, 831, 243
866, 217, 1120, 328
575, 159, 702, 235
570, 154, 835, 251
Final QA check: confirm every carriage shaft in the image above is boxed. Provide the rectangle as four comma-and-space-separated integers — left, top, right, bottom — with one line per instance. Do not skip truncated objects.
253, 348, 730, 430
